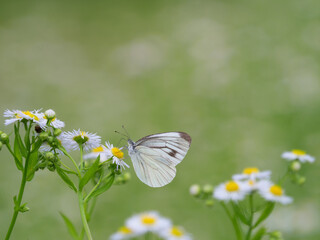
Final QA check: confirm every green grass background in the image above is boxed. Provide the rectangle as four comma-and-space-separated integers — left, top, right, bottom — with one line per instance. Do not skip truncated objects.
0, 0, 319, 239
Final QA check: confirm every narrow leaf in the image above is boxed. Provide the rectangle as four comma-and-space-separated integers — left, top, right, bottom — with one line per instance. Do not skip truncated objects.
13, 136, 23, 170
252, 227, 267, 240
31, 139, 43, 153
60, 212, 79, 240
232, 203, 250, 225
56, 167, 77, 192
79, 156, 100, 191
254, 202, 275, 228
14, 124, 27, 157
86, 173, 115, 202
26, 151, 39, 181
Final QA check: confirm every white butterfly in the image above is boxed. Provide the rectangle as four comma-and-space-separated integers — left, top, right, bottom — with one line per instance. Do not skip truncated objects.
127, 132, 191, 188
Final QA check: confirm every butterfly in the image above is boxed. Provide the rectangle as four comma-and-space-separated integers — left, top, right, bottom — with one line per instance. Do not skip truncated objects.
127, 132, 191, 188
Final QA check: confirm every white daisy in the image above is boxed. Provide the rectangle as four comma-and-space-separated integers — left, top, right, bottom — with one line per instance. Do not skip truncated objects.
4, 109, 46, 128
282, 149, 315, 163
60, 129, 101, 152
110, 226, 140, 240
232, 167, 271, 181
105, 142, 129, 170
213, 180, 251, 202
159, 226, 192, 240
126, 211, 172, 234
257, 180, 293, 205
83, 145, 112, 162
46, 117, 65, 129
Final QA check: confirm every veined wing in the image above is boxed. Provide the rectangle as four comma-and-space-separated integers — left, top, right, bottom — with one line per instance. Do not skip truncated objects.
130, 145, 176, 188
135, 132, 191, 166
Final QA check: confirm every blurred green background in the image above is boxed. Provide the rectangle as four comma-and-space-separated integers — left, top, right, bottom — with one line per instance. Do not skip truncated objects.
0, 0, 320, 239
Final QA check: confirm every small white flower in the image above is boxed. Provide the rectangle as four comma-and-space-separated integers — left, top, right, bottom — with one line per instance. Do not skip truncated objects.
48, 117, 65, 129
282, 149, 315, 163
83, 145, 112, 162
159, 226, 192, 240
44, 109, 56, 119
105, 142, 129, 170
213, 180, 251, 202
4, 109, 46, 128
232, 167, 271, 181
110, 226, 140, 240
257, 180, 293, 205
126, 211, 171, 234
60, 129, 101, 152
189, 184, 201, 196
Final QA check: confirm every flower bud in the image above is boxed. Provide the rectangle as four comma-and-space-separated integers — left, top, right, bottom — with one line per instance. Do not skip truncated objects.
269, 231, 283, 240
45, 109, 56, 120
203, 184, 213, 194
39, 132, 49, 141
290, 161, 301, 171
45, 152, 55, 161
0, 141, 3, 150
54, 129, 62, 136
189, 184, 201, 197
0, 133, 9, 144
47, 136, 54, 144
297, 176, 306, 185
47, 161, 56, 172
205, 199, 214, 207
123, 172, 131, 181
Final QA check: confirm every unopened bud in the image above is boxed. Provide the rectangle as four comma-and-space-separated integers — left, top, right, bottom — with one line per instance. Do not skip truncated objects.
44, 109, 56, 120
39, 132, 49, 141
269, 231, 283, 240
290, 161, 301, 171
123, 172, 131, 181
189, 184, 201, 197
45, 152, 55, 161
54, 129, 62, 136
297, 176, 306, 185
47, 136, 54, 144
205, 199, 214, 207
203, 184, 213, 194
0, 133, 9, 143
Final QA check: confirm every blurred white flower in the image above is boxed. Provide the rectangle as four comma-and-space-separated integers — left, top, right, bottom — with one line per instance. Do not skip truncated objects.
257, 180, 293, 205
60, 129, 101, 151
189, 184, 201, 196
126, 211, 171, 234
213, 180, 250, 202
105, 142, 129, 170
232, 167, 271, 181
110, 226, 139, 240
159, 226, 192, 240
4, 109, 46, 128
282, 149, 315, 163
83, 145, 112, 162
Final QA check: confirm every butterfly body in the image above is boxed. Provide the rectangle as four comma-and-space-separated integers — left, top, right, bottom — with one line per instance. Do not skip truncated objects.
127, 132, 191, 188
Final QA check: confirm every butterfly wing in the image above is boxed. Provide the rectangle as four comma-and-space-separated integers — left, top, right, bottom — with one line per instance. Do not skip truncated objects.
129, 132, 191, 187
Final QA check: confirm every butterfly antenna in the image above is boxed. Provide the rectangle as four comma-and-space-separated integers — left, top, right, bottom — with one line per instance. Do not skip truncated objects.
122, 125, 131, 139
115, 130, 128, 138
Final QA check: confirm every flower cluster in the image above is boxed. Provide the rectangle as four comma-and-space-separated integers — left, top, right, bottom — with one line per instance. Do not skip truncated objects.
110, 211, 192, 240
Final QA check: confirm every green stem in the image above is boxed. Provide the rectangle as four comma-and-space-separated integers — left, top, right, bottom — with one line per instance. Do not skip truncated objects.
245, 194, 254, 240
79, 145, 84, 171
78, 191, 93, 240
59, 147, 81, 177
5, 145, 31, 240
221, 202, 243, 240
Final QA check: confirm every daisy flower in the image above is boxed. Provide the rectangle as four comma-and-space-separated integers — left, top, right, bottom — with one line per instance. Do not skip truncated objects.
105, 142, 129, 170
110, 226, 140, 240
257, 180, 293, 205
126, 211, 172, 234
60, 129, 101, 152
282, 149, 315, 163
213, 180, 251, 202
46, 117, 65, 129
159, 226, 192, 240
232, 167, 271, 181
83, 145, 112, 162
4, 109, 46, 128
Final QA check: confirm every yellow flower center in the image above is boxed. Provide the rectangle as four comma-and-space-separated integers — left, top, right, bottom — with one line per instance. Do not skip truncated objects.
141, 215, 156, 225
243, 167, 259, 175
119, 226, 132, 234
92, 146, 104, 153
225, 181, 239, 192
248, 180, 255, 186
171, 226, 183, 237
22, 111, 39, 121
270, 185, 283, 196
111, 147, 124, 159
292, 149, 306, 156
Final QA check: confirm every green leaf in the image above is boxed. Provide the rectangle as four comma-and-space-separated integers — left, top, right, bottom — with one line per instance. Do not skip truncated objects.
252, 227, 267, 240
14, 124, 27, 157
79, 156, 100, 191
86, 173, 115, 202
26, 151, 39, 181
19, 203, 30, 213
232, 203, 250, 225
13, 137, 23, 170
254, 202, 275, 228
56, 167, 77, 192
31, 139, 43, 153
60, 212, 79, 240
